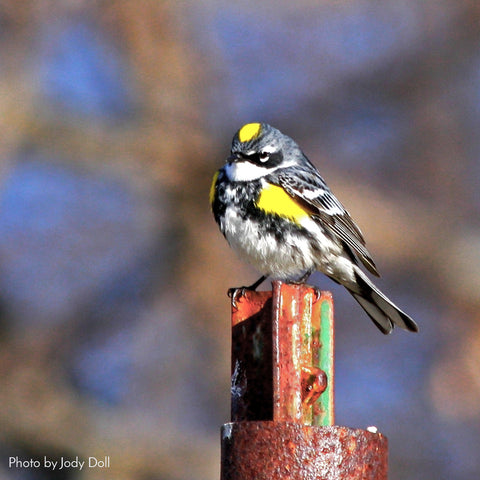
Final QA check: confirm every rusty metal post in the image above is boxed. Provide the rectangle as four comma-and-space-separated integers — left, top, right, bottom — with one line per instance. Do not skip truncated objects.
221, 281, 388, 480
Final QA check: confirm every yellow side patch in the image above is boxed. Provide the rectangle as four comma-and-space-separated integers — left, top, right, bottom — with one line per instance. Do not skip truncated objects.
238, 123, 262, 143
256, 184, 310, 224
209, 171, 219, 206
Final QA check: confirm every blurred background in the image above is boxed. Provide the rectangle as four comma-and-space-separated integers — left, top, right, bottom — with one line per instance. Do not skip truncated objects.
0, 1, 479, 479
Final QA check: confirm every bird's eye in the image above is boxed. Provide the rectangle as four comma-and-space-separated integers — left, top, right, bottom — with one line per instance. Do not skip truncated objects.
259, 151, 270, 162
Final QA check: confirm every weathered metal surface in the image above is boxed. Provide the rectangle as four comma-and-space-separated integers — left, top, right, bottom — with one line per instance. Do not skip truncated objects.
224, 281, 388, 479
230, 281, 334, 425
231, 289, 273, 421
221, 422, 388, 480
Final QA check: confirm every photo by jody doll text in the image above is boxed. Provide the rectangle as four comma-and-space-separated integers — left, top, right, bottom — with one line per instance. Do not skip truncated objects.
8, 456, 110, 471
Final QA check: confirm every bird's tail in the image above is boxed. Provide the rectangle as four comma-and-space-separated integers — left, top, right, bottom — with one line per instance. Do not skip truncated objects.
348, 269, 419, 334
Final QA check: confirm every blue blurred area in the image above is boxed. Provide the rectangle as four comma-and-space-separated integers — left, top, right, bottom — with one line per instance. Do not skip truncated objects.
0, 158, 154, 325
37, 19, 135, 118
0, 157, 169, 407
211, 4, 418, 123
71, 327, 135, 405
318, 96, 409, 169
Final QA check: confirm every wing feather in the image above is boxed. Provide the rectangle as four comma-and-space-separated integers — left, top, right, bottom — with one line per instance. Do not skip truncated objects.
272, 163, 379, 276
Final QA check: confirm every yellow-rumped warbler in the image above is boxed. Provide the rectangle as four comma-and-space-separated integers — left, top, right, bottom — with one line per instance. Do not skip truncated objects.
210, 122, 418, 334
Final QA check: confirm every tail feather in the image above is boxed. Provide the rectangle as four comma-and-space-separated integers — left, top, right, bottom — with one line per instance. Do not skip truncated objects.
351, 293, 394, 334
350, 270, 419, 334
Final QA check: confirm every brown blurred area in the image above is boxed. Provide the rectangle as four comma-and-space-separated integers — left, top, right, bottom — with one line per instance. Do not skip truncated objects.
0, 1, 479, 479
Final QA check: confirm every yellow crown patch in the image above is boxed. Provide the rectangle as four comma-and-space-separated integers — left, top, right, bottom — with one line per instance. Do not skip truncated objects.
238, 123, 262, 143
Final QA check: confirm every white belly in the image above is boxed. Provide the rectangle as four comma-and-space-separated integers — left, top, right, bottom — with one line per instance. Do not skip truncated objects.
222, 206, 341, 280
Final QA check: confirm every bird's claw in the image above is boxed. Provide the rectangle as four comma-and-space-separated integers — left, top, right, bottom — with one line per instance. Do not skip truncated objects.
227, 275, 267, 308
227, 287, 248, 309
312, 286, 322, 302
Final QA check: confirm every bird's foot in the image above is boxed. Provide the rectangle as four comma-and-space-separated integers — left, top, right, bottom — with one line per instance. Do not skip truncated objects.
227, 287, 247, 309
286, 269, 321, 301
287, 268, 315, 285
227, 275, 267, 308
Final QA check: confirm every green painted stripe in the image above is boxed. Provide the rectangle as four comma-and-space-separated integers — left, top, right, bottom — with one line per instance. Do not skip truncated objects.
316, 298, 334, 426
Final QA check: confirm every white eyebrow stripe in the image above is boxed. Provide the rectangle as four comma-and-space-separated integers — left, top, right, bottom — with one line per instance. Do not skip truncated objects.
261, 145, 277, 154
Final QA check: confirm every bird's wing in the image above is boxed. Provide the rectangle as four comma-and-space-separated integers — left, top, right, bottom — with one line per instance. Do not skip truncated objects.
274, 165, 380, 276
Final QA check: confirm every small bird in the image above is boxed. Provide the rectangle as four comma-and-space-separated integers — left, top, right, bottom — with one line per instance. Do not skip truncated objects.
210, 122, 418, 334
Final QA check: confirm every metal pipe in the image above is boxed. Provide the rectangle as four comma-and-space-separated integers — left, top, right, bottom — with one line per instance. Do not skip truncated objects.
221, 422, 388, 480
221, 281, 388, 479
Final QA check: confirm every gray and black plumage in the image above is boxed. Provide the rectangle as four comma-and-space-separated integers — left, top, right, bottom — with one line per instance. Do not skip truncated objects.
210, 122, 418, 334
